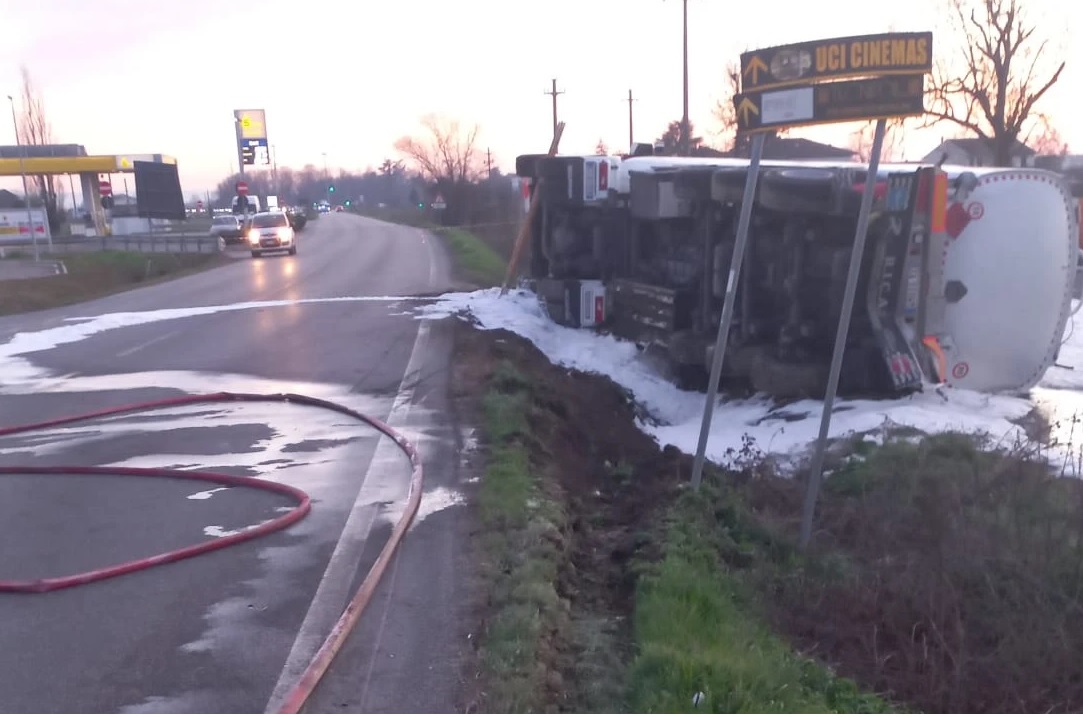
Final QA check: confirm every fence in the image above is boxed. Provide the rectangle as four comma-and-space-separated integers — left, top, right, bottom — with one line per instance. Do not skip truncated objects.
0, 234, 220, 256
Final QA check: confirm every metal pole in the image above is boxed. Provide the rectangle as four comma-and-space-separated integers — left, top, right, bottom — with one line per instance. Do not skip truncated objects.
689, 132, 766, 489
551, 79, 559, 137
798, 118, 887, 551
681, 0, 690, 156
271, 144, 278, 195
627, 89, 635, 151
7, 95, 38, 261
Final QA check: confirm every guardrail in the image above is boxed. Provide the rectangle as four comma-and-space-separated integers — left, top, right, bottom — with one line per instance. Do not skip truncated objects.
0, 234, 221, 255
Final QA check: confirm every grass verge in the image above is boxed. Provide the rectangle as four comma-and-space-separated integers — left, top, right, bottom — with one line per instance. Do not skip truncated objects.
0, 250, 228, 315
755, 430, 1083, 713
354, 207, 507, 287
439, 227, 506, 287
475, 360, 569, 712
628, 472, 894, 713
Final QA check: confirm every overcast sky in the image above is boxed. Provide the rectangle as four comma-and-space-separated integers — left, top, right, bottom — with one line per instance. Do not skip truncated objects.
0, 0, 1078, 197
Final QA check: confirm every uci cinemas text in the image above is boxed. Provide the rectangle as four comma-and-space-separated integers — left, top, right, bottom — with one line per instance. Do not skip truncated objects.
815, 36, 930, 74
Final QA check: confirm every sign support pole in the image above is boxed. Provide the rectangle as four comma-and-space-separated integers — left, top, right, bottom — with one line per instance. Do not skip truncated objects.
798, 118, 887, 550
689, 131, 766, 489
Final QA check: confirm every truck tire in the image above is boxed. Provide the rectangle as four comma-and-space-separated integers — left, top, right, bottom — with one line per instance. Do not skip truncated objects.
757, 168, 840, 215
251, 250, 262, 258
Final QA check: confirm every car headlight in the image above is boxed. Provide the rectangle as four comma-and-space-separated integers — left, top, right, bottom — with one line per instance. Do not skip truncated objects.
277, 228, 291, 241
248, 229, 260, 243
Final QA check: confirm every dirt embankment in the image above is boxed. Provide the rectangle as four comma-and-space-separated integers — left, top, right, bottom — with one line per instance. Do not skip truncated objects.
452, 317, 1083, 714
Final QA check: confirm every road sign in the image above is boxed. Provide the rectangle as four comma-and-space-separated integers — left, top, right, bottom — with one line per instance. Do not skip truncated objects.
432, 193, 447, 210
236, 180, 249, 196
99, 178, 112, 196
734, 73, 926, 134
740, 32, 933, 92
239, 138, 270, 166
234, 109, 268, 140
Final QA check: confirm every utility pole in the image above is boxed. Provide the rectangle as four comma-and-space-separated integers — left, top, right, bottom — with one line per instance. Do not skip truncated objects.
544, 78, 564, 138
626, 89, 637, 151
485, 147, 494, 177
681, 0, 691, 156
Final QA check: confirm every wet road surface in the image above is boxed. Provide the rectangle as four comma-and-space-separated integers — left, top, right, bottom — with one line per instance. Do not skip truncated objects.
0, 214, 476, 712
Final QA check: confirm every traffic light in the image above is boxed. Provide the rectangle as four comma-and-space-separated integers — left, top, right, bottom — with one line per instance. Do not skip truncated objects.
345, 200, 351, 206
329, 185, 335, 193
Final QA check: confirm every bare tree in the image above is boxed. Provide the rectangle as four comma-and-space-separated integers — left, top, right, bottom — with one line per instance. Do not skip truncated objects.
394, 114, 484, 185
925, 0, 1065, 165
16, 66, 62, 231
1027, 112, 1069, 156
848, 119, 908, 162
710, 61, 743, 151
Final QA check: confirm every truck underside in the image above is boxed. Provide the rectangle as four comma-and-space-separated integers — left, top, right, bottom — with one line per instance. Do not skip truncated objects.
517, 155, 949, 400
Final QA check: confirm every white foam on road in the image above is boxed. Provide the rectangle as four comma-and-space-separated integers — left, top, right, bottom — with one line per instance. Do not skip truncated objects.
0, 295, 423, 389
413, 288, 1083, 472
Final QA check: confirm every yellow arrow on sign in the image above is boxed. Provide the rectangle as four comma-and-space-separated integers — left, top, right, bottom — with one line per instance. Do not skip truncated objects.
743, 55, 768, 84
737, 97, 760, 126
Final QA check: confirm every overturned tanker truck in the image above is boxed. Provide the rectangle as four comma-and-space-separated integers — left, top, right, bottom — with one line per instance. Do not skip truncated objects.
513, 150, 1081, 399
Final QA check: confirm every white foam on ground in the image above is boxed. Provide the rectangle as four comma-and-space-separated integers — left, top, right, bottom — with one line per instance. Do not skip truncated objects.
414, 288, 1083, 472
0, 296, 420, 389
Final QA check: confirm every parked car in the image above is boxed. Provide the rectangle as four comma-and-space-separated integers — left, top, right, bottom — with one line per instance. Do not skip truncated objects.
209, 214, 244, 245
246, 210, 297, 258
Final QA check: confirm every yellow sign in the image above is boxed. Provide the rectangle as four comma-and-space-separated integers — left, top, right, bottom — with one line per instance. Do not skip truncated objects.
740, 32, 933, 92
234, 109, 268, 140
736, 97, 759, 126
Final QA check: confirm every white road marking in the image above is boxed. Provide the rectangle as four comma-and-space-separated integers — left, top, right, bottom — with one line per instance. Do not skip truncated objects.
264, 319, 430, 712
265, 232, 438, 711
115, 329, 182, 358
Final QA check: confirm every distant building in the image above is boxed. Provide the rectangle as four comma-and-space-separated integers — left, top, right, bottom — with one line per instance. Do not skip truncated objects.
920, 138, 1037, 168
728, 136, 856, 162
1034, 154, 1083, 198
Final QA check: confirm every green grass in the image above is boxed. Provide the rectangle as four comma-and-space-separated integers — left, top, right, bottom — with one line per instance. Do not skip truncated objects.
628, 477, 895, 714
439, 227, 506, 287
352, 207, 507, 287
476, 361, 570, 713
0, 250, 227, 315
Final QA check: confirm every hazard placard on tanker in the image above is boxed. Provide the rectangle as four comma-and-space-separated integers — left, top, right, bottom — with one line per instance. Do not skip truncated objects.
740, 32, 933, 92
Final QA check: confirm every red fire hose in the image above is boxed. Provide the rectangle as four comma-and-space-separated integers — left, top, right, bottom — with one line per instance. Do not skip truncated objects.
0, 390, 425, 712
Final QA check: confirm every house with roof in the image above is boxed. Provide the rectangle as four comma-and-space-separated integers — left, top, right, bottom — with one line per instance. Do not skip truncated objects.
727, 136, 856, 162
0, 189, 20, 209
920, 138, 1037, 168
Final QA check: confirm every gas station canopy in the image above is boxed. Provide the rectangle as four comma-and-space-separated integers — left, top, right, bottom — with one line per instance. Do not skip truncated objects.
0, 151, 175, 176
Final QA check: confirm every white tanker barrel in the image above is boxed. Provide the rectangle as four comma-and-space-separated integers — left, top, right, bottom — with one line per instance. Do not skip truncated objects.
938, 167, 1079, 393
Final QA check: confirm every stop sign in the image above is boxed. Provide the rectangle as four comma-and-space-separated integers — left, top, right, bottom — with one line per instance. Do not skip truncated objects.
236, 180, 249, 196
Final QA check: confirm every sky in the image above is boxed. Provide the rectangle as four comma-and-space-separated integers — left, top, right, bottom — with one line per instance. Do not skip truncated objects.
0, 0, 1079, 198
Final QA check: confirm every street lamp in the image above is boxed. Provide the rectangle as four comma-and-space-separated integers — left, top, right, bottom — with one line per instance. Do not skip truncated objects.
6, 94, 38, 261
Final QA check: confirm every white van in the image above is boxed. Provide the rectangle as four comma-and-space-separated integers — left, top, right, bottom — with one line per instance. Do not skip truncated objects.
232, 194, 262, 215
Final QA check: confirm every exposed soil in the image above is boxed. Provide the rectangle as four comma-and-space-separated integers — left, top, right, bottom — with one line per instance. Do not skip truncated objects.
448, 322, 689, 711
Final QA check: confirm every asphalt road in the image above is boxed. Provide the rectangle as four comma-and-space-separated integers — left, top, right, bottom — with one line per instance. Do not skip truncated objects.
0, 213, 477, 713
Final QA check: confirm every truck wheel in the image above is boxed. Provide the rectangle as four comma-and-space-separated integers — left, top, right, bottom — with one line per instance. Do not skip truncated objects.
758, 168, 839, 215
287, 245, 297, 256
251, 250, 262, 258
